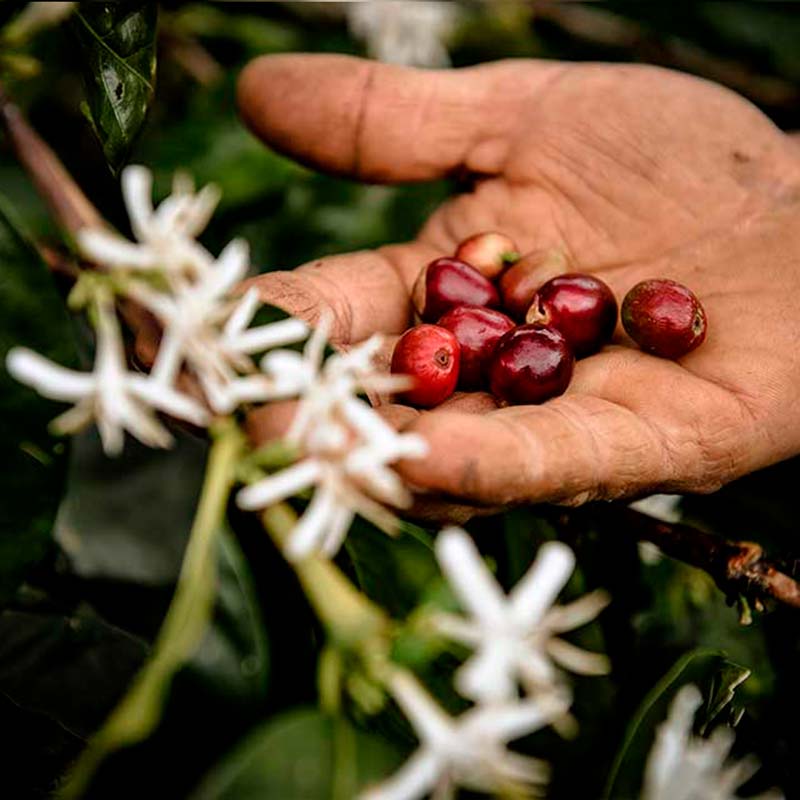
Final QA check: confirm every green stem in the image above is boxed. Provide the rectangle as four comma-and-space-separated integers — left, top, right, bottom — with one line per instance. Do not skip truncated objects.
59, 419, 243, 799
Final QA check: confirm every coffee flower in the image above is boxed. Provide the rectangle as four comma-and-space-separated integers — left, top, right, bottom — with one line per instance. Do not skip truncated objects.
432, 528, 610, 704
6, 294, 208, 456
127, 240, 308, 411
77, 165, 219, 280
236, 320, 427, 561
361, 670, 567, 800
642, 684, 782, 800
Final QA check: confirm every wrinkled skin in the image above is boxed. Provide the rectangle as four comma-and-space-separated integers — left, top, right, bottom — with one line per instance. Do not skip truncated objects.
233, 53, 800, 522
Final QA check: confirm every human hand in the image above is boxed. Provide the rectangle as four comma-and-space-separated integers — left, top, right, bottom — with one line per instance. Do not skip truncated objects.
236, 53, 800, 519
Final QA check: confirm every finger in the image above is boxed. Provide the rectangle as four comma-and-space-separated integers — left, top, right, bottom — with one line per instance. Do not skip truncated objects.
396, 350, 757, 506
244, 240, 438, 346
237, 53, 563, 182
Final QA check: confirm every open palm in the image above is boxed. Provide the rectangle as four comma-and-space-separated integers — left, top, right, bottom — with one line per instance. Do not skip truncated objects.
238, 53, 800, 517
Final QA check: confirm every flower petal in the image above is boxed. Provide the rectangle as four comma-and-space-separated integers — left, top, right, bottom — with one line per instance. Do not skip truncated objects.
546, 590, 610, 634
128, 375, 210, 427
121, 165, 155, 242
465, 695, 569, 743
435, 527, 508, 625
6, 347, 95, 401
205, 238, 249, 298
76, 228, 157, 269
230, 317, 310, 355
223, 287, 261, 339
284, 485, 339, 561
388, 671, 454, 747
456, 643, 518, 704
545, 637, 610, 676
236, 458, 322, 510
509, 541, 575, 628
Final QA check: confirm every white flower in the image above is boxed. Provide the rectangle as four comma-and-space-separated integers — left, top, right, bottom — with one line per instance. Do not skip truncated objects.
432, 528, 610, 704
76, 165, 219, 279
6, 296, 208, 456
361, 670, 568, 800
127, 239, 308, 411
236, 320, 427, 561
642, 684, 782, 800
348, 1, 460, 67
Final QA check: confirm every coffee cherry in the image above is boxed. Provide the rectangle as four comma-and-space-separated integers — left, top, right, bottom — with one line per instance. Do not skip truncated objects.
488, 324, 574, 405
412, 257, 500, 322
621, 279, 707, 359
525, 273, 617, 357
455, 231, 519, 280
500, 248, 568, 319
391, 325, 461, 407
437, 305, 515, 390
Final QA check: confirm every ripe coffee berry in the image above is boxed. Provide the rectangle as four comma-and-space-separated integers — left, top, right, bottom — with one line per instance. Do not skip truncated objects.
391, 325, 461, 408
437, 305, 515, 390
526, 273, 617, 357
455, 231, 519, 280
489, 324, 574, 406
412, 257, 500, 322
621, 279, 707, 359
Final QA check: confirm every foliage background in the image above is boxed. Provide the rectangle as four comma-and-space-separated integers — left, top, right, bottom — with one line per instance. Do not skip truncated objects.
2, 2, 800, 798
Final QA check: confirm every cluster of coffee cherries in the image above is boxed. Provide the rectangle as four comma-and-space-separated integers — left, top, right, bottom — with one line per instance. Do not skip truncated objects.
390, 232, 707, 407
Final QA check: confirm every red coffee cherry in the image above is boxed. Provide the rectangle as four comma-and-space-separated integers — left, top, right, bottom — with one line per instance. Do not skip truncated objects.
391, 324, 461, 407
621, 279, 707, 359
437, 305, 515, 390
489, 324, 574, 406
412, 257, 500, 322
526, 273, 617, 357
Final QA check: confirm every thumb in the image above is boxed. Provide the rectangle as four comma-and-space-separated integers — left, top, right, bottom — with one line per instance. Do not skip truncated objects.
237, 53, 560, 182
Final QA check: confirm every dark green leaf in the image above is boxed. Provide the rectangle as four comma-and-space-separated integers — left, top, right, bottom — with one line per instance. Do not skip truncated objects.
345, 518, 438, 618
55, 430, 208, 586
72, 2, 157, 172
603, 649, 752, 799
184, 529, 270, 705
191, 709, 402, 800
0, 195, 78, 604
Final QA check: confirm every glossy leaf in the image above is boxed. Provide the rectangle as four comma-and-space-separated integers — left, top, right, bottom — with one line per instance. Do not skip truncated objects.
71, 2, 157, 172
192, 709, 402, 800
0, 195, 78, 604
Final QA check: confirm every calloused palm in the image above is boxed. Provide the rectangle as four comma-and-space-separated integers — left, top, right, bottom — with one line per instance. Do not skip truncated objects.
237, 53, 800, 518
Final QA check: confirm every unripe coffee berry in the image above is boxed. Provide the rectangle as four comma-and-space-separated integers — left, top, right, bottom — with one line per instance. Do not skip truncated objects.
437, 305, 515, 390
621, 279, 707, 359
455, 231, 519, 280
391, 324, 461, 408
499, 248, 569, 319
412, 257, 500, 322
526, 273, 617, 357
489, 324, 574, 406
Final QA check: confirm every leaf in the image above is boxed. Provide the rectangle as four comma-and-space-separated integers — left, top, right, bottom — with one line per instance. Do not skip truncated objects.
191, 709, 403, 800
71, 1, 157, 172
0, 601, 147, 797
0, 194, 78, 604
345, 518, 438, 619
603, 649, 752, 799
183, 529, 270, 706
55, 429, 209, 586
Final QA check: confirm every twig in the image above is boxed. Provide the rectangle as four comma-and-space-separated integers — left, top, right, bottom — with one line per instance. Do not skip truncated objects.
581, 504, 800, 612
0, 80, 103, 236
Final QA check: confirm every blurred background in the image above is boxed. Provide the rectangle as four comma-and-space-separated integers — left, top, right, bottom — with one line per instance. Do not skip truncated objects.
3, 2, 800, 798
